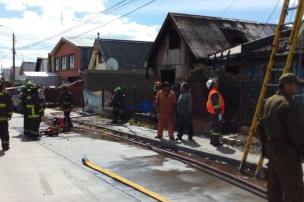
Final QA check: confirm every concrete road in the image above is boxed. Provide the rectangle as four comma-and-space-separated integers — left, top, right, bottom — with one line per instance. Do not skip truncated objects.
0, 114, 266, 202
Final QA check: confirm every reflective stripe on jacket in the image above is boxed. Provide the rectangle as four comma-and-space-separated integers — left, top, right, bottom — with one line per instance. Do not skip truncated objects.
0, 90, 13, 121
206, 89, 225, 115
26, 92, 44, 119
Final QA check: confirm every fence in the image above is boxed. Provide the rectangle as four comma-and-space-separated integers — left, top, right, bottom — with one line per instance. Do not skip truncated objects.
44, 88, 84, 110
240, 30, 304, 126
101, 86, 154, 119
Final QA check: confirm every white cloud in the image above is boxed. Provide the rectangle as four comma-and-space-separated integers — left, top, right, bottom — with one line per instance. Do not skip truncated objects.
0, 0, 160, 68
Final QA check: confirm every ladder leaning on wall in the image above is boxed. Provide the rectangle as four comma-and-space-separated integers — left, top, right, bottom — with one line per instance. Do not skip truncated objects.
239, 0, 304, 176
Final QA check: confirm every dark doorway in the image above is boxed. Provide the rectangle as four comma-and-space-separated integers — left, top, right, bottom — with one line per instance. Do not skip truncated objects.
161, 70, 176, 85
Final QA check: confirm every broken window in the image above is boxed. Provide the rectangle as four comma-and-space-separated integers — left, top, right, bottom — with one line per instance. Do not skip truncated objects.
55, 58, 59, 71
98, 52, 104, 63
61, 56, 66, 70
69, 54, 74, 69
220, 28, 248, 46
169, 29, 181, 49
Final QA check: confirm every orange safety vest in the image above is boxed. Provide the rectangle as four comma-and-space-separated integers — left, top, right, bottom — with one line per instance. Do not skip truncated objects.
206, 89, 225, 115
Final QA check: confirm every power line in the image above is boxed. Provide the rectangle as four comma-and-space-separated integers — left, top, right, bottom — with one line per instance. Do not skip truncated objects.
73, 0, 156, 38
0, 52, 11, 60
255, 0, 281, 40
17, 0, 136, 51
219, 0, 238, 17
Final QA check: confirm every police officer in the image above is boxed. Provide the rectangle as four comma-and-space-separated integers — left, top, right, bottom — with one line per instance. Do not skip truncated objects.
57, 85, 74, 131
22, 82, 32, 136
26, 83, 44, 138
0, 79, 13, 150
257, 73, 304, 202
109, 87, 125, 124
206, 79, 224, 146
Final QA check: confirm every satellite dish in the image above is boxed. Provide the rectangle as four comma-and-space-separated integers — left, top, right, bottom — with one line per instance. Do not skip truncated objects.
106, 58, 118, 70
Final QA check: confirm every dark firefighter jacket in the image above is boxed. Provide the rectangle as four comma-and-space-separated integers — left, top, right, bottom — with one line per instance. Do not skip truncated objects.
0, 89, 13, 121
26, 90, 44, 118
257, 91, 304, 148
110, 93, 124, 110
58, 91, 74, 111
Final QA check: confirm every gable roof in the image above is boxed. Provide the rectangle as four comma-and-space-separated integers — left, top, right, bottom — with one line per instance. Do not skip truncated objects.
51, 37, 94, 55
147, 13, 277, 61
96, 38, 153, 70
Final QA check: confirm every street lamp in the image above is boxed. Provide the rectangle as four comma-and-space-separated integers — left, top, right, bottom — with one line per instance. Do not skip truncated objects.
0, 25, 15, 87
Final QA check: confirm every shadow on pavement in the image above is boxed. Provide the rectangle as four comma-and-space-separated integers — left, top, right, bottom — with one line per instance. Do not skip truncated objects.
0, 150, 5, 157
181, 139, 201, 148
216, 146, 236, 154
12, 134, 40, 142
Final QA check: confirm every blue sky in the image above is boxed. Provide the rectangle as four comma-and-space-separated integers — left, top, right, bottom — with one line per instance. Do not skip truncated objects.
0, 0, 292, 68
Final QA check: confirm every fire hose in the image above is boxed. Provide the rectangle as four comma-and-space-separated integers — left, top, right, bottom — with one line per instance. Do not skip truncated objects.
82, 157, 172, 202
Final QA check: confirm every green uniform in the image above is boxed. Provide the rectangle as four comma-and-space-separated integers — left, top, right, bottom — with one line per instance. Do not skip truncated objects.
257, 91, 304, 202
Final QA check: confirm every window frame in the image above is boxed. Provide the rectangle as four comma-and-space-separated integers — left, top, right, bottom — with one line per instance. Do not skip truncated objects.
55, 58, 59, 71
69, 54, 75, 69
61, 56, 67, 71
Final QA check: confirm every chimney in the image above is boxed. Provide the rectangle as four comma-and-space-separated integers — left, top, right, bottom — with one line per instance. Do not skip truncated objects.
97, 32, 100, 39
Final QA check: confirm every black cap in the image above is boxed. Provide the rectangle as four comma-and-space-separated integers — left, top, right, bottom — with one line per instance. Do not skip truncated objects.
162, 82, 171, 87
279, 73, 304, 85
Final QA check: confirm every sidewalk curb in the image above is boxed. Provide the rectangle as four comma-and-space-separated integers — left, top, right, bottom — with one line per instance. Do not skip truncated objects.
70, 118, 264, 171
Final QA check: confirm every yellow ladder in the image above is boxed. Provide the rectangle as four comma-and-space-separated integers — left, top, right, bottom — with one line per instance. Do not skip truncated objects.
239, 0, 304, 176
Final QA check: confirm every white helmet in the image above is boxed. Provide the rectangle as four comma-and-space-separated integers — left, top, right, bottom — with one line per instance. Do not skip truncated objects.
206, 79, 214, 89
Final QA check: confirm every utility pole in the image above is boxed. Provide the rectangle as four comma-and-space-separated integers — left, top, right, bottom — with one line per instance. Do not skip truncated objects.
12, 33, 15, 87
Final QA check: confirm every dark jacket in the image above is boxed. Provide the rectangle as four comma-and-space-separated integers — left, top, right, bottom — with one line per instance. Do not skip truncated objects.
58, 91, 74, 111
257, 91, 304, 147
177, 91, 193, 115
0, 89, 13, 121
110, 93, 124, 110
26, 90, 44, 118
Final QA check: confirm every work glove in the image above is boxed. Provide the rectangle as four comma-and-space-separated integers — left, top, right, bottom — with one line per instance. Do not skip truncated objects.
218, 114, 222, 121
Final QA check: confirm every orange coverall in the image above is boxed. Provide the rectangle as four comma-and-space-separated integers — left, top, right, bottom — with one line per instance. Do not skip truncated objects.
155, 90, 177, 137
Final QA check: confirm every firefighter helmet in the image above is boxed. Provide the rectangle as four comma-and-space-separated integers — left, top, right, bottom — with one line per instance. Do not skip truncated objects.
114, 87, 122, 93
25, 82, 33, 89
156, 81, 162, 88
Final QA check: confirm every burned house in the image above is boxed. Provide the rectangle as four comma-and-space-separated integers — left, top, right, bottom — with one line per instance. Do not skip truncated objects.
145, 13, 277, 84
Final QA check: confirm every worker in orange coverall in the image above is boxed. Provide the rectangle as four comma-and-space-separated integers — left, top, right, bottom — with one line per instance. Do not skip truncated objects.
155, 82, 177, 140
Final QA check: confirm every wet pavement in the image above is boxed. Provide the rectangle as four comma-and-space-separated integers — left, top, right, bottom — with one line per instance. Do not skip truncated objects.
1, 114, 266, 201
38, 123, 266, 201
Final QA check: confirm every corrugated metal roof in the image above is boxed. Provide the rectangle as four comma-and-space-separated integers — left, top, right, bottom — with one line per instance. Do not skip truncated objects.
170, 13, 277, 59
64, 37, 94, 47
24, 72, 57, 77
21, 62, 36, 71
96, 39, 153, 70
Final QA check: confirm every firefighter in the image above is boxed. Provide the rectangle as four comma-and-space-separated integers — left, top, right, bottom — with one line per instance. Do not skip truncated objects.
22, 82, 32, 136
109, 87, 125, 124
155, 82, 177, 140
57, 85, 74, 131
257, 73, 304, 202
0, 79, 13, 150
206, 79, 224, 146
26, 83, 44, 138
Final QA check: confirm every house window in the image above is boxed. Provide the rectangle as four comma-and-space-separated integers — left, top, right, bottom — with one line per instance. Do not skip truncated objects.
61, 56, 66, 70
98, 52, 104, 63
69, 54, 74, 69
220, 28, 248, 46
55, 58, 59, 71
169, 29, 181, 49
61, 80, 65, 85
